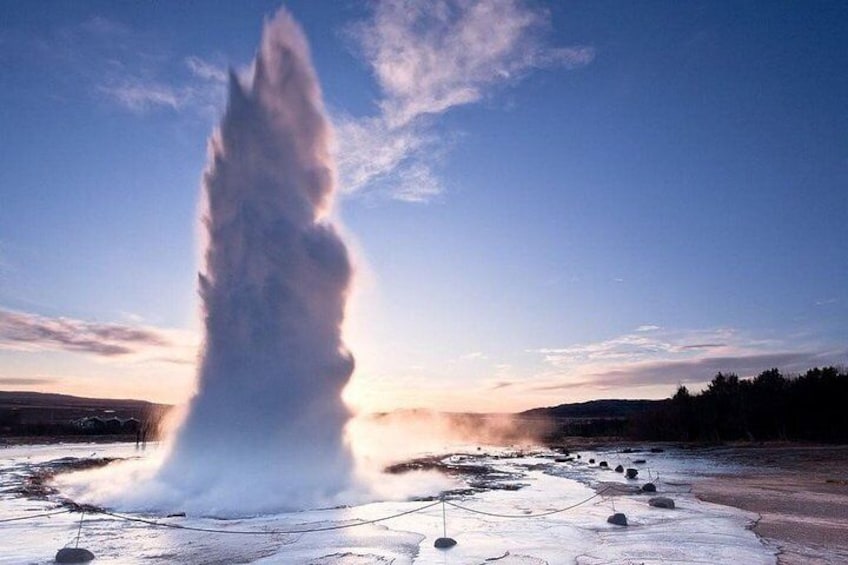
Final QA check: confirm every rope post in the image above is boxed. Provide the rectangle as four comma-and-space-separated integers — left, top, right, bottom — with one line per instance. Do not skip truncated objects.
75, 511, 84, 548
434, 495, 457, 549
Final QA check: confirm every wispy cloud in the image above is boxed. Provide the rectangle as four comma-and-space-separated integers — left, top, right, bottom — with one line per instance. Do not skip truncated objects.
0, 308, 170, 357
0, 377, 57, 386
17, 8, 589, 200
526, 327, 846, 394
336, 0, 594, 202
461, 351, 487, 360
97, 55, 227, 115
21, 15, 227, 117
185, 55, 228, 83
533, 350, 846, 392
98, 81, 189, 112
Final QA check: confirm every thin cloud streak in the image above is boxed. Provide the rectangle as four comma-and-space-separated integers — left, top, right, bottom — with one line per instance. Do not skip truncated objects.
533, 349, 847, 392
678, 343, 726, 351
0, 377, 57, 386
98, 81, 188, 112
185, 55, 228, 83
0, 307, 170, 357
526, 326, 847, 395
336, 0, 594, 202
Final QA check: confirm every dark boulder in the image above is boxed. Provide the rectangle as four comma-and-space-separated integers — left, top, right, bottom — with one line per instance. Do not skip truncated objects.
55, 548, 95, 563
649, 496, 675, 509
589, 458, 595, 464
606, 512, 628, 526
434, 537, 457, 549
641, 482, 657, 493
614, 465, 624, 473
599, 461, 608, 468
625, 468, 638, 479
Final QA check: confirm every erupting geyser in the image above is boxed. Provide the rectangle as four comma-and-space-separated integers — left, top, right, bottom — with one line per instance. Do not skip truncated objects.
158, 9, 356, 514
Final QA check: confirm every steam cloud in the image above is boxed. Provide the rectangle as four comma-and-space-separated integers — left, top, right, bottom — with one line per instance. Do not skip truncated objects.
157, 9, 356, 515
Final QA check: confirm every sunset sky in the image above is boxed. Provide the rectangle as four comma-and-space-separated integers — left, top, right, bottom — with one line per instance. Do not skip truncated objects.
1, 0, 846, 413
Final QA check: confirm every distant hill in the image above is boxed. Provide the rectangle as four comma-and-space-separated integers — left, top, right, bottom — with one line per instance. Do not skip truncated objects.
0, 390, 170, 432
517, 399, 667, 440
520, 399, 664, 420
0, 390, 662, 441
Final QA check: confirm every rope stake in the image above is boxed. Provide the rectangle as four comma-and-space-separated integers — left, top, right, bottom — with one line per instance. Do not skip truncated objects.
434, 494, 457, 549
75, 511, 84, 548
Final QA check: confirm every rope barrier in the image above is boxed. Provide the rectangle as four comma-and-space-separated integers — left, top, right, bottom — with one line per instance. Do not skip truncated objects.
96, 499, 443, 535
0, 482, 640, 533
0, 508, 72, 523
444, 485, 616, 519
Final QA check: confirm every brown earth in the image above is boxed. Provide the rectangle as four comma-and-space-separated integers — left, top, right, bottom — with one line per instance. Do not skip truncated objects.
692, 445, 848, 564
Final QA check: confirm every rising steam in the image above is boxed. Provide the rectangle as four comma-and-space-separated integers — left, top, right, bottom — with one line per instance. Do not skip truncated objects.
154, 9, 356, 515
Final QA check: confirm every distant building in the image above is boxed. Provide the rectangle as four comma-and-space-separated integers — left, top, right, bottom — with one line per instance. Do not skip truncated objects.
73, 416, 142, 434
76, 417, 106, 432
104, 417, 123, 433
122, 418, 141, 433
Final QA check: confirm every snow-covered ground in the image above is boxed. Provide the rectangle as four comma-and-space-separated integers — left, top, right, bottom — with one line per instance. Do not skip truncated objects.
0, 441, 775, 564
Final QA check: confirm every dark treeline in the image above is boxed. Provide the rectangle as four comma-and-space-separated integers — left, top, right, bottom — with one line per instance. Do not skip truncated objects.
631, 366, 848, 443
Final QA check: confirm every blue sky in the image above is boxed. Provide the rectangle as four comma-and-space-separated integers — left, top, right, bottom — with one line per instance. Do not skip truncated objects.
1, 0, 845, 412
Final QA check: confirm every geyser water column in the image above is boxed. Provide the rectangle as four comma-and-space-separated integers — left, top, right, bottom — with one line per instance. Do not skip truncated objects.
159, 9, 356, 514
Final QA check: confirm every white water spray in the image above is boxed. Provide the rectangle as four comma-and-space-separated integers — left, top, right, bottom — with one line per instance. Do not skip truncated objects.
156, 9, 356, 515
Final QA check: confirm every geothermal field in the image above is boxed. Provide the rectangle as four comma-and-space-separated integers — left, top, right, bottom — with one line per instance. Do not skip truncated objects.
1, 440, 777, 564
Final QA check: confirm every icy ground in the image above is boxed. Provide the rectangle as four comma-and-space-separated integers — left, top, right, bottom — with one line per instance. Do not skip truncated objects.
0, 442, 775, 564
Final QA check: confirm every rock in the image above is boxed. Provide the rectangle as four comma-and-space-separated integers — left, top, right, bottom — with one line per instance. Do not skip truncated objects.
632, 459, 646, 464
599, 461, 608, 468
649, 496, 675, 509
625, 468, 638, 479
55, 548, 95, 563
641, 482, 657, 492
576, 454, 581, 459
606, 512, 628, 526
589, 458, 595, 464
622, 448, 634, 454
434, 537, 457, 549
650, 447, 665, 453
615, 465, 624, 473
